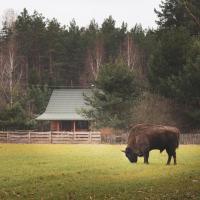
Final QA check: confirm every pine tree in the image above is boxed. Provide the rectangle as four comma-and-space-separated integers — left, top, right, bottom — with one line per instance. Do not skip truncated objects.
155, 0, 200, 35
82, 61, 138, 130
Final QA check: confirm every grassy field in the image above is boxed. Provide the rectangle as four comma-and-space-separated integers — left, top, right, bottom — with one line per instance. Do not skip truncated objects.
0, 144, 199, 200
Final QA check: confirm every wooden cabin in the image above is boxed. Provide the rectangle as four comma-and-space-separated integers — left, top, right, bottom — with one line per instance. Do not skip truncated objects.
36, 89, 91, 132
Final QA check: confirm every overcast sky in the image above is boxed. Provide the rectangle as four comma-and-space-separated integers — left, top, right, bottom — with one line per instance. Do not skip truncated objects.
0, 0, 161, 29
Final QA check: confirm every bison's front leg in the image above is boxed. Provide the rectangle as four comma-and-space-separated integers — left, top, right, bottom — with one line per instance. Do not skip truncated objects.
144, 151, 149, 164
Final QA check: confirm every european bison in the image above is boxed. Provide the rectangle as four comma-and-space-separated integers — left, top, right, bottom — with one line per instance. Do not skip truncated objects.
123, 124, 180, 165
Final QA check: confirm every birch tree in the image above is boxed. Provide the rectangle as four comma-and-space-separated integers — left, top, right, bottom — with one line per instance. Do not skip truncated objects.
0, 9, 23, 108
0, 38, 24, 107
125, 33, 138, 70
122, 32, 147, 82
87, 36, 104, 81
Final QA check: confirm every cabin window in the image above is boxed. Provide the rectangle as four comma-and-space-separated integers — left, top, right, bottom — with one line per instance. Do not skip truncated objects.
76, 121, 89, 130
60, 121, 72, 131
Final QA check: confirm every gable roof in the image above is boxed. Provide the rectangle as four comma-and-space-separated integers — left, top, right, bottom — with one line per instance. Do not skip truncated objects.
36, 89, 91, 121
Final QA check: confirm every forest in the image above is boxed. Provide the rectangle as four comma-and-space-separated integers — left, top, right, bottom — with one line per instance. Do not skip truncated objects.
0, 0, 199, 131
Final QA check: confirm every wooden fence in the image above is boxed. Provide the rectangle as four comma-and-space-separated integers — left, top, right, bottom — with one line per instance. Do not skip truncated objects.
0, 131, 101, 144
0, 132, 199, 144
179, 134, 200, 144
101, 134, 200, 145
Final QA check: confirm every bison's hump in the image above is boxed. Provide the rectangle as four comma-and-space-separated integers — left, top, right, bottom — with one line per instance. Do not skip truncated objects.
129, 124, 179, 135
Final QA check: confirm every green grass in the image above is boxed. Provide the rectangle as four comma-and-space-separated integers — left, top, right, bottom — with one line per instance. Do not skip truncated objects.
0, 144, 199, 200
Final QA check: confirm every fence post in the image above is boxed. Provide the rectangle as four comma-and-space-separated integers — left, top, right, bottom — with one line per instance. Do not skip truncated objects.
6, 132, 8, 143
50, 131, 52, 144
73, 121, 76, 142
28, 131, 31, 144
194, 134, 195, 144
89, 132, 92, 143
73, 132, 76, 141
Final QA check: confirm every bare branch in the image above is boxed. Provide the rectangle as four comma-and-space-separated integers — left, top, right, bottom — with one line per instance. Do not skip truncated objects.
183, 0, 200, 28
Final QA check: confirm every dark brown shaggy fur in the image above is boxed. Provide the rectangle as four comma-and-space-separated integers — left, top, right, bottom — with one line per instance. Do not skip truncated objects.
124, 124, 180, 165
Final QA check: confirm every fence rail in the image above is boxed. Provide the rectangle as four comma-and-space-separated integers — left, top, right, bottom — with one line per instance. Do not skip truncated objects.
0, 131, 101, 144
180, 134, 200, 144
0, 132, 199, 144
101, 134, 200, 145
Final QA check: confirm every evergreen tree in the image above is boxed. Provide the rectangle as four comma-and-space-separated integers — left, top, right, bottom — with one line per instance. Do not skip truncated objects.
167, 38, 200, 127
15, 9, 47, 84
155, 0, 200, 35
0, 102, 31, 130
149, 2, 200, 128
82, 61, 138, 130
101, 16, 126, 61
26, 85, 52, 115
148, 27, 191, 97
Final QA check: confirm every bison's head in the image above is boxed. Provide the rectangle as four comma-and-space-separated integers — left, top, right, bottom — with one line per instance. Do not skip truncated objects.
124, 147, 138, 163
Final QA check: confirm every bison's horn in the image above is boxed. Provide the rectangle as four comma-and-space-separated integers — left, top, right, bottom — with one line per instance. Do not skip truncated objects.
121, 150, 125, 153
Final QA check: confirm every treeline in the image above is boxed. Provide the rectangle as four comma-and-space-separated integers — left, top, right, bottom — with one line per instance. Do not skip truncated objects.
1, 9, 151, 86
0, 0, 199, 130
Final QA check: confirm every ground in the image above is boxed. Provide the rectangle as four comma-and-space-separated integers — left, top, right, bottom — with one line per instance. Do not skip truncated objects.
0, 144, 199, 200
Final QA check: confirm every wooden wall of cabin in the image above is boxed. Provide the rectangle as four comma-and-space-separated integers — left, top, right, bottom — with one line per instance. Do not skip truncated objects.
50, 120, 89, 131
50, 121, 60, 131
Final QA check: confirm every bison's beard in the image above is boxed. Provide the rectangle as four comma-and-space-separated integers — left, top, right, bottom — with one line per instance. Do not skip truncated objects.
125, 147, 138, 163
128, 155, 138, 163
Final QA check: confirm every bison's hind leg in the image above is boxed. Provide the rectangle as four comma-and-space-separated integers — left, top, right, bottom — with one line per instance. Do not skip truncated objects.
173, 151, 177, 165
166, 148, 172, 165
144, 151, 149, 164
166, 148, 177, 165
160, 147, 165, 153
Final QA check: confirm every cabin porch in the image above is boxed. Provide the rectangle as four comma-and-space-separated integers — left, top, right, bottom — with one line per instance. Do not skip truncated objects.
50, 120, 89, 132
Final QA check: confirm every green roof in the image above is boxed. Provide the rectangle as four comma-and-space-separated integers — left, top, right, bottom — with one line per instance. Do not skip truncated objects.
36, 89, 91, 121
